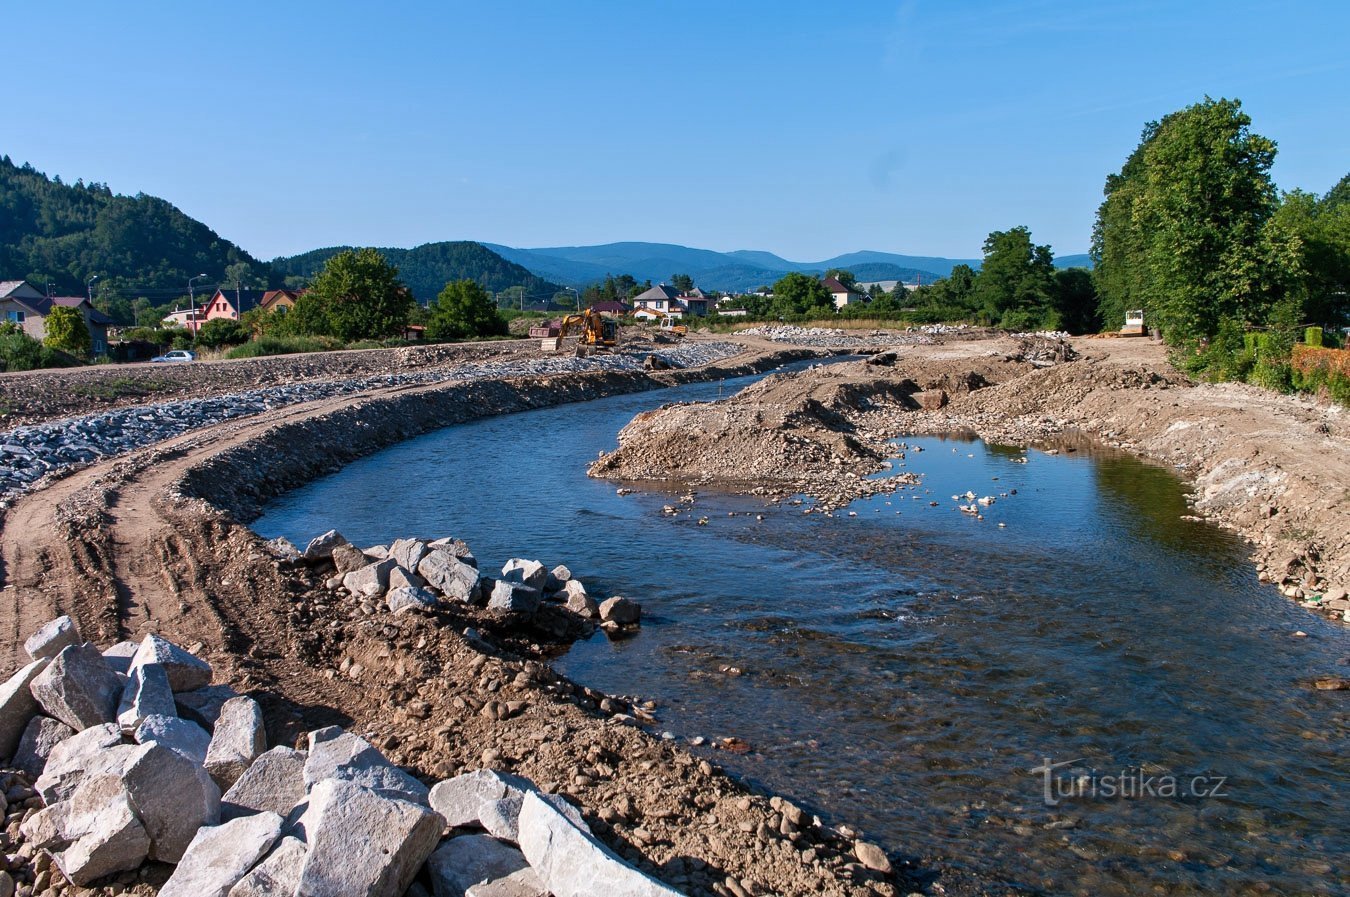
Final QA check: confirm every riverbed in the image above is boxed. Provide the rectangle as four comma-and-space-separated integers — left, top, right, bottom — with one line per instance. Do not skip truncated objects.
255, 370, 1349, 897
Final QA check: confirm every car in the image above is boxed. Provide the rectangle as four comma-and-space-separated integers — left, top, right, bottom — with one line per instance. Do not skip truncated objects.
150, 349, 195, 363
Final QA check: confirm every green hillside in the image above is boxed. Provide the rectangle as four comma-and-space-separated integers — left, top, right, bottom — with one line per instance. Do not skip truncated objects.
273, 242, 561, 303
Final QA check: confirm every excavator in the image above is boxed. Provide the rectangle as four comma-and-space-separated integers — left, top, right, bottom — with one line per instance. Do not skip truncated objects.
532, 307, 619, 355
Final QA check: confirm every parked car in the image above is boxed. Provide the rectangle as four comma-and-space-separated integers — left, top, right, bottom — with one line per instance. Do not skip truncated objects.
150, 349, 195, 363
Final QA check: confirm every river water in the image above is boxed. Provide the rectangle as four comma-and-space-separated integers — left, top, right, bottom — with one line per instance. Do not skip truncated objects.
255, 369, 1349, 896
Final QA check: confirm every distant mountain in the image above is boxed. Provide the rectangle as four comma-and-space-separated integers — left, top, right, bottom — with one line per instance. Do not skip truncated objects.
273, 242, 562, 303
0, 155, 267, 297
487, 241, 1090, 292
1055, 253, 1092, 269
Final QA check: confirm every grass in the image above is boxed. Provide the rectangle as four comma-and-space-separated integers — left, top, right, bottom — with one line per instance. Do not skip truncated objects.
66, 376, 172, 401
224, 335, 345, 359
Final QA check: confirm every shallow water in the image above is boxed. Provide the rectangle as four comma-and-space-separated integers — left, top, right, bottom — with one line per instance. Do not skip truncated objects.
255, 371, 1349, 896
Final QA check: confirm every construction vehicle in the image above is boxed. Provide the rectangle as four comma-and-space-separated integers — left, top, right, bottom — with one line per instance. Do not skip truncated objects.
1120, 309, 1146, 337
641, 309, 688, 337
534, 307, 619, 355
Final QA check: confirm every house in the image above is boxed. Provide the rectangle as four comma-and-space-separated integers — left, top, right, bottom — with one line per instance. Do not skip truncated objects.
631, 284, 708, 318
822, 277, 868, 310
1, 280, 112, 355
203, 288, 266, 323
589, 300, 631, 316
162, 308, 207, 333
260, 289, 304, 314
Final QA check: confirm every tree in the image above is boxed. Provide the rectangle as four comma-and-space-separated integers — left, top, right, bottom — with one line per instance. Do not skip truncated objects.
195, 317, 250, 348
1052, 268, 1101, 334
301, 248, 414, 341
971, 226, 1058, 329
770, 272, 833, 317
427, 279, 507, 340
670, 273, 694, 292
42, 306, 91, 356
1093, 98, 1279, 342
824, 268, 856, 288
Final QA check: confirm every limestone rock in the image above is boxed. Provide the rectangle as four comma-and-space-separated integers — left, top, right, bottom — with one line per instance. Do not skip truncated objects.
101, 641, 141, 675
0, 657, 49, 759
205, 696, 267, 789
330, 543, 370, 576
501, 559, 547, 593
123, 742, 222, 862
389, 565, 427, 591
12, 715, 74, 778
265, 537, 302, 563
465, 868, 548, 897
227, 836, 306, 897
53, 780, 151, 886
419, 550, 482, 604
546, 564, 572, 591
129, 633, 213, 693
116, 662, 176, 733
912, 389, 948, 411
295, 779, 442, 897
598, 596, 642, 626
487, 580, 540, 615
303, 729, 429, 805
343, 558, 398, 600
159, 811, 283, 897
428, 769, 535, 829
302, 530, 349, 561
853, 840, 892, 873
427, 834, 529, 897
390, 538, 429, 572
518, 791, 682, 897
24, 615, 79, 662
222, 746, 308, 822
20, 801, 71, 850
34, 722, 133, 803
135, 714, 213, 765
176, 684, 241, 730
479, 796, 525, 842
31, 643, 123, 731
388, 586, 439, 615
428, 537, 476, 568
562, 582, 597, 618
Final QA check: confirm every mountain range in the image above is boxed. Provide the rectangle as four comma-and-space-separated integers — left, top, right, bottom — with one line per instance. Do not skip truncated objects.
483, 242, 1091, 293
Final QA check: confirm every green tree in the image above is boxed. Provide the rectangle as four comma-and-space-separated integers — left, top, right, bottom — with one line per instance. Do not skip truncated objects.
770, 272, 833, 317
302, 248, 413, 341
195, 317, 250, 348
1093, 98, 1279, 343
971, 226, 1058, 329
670, 273, 695, 292
42, 306, 91, 356
1052, 267, 1101, 334
824, 268, 857, 288
427, 279, 507, 340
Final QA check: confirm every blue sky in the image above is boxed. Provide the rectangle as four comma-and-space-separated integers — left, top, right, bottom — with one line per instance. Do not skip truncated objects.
7, 1, 1348, 262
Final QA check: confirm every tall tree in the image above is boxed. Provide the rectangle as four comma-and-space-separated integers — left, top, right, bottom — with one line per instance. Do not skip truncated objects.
670, 273, 695, 292
299, 248, 413, 340
42, 306, 91, 356
824, 268, 857, 288
1093, 98, 1279, 342
970, 226, 1057, 329
427, 279, 506, 340
770, 272, 833, 316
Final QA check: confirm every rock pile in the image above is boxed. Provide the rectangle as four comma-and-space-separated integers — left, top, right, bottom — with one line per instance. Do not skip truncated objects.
0, 343, 742, 503
290, 532, 641, 633
2, 616, 682, 896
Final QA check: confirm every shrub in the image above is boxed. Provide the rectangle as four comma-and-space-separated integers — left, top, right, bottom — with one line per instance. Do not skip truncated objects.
195, 318, 250, 349
0, 329, 82, 371
42, 306, 91, 356
1291, 345, 1350, 404
224, 335, 344, 359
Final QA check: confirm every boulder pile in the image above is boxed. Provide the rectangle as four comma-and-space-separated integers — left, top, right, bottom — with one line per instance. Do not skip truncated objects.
288, 532, 642, 633
1, 616, 682, 896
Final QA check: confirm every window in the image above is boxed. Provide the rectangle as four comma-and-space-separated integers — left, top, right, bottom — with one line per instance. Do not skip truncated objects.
5, 310, 24, 324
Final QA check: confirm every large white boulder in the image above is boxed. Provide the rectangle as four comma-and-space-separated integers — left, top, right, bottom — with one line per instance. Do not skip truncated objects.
295, 779, 442, 897
222, 746, 308, 822
34, 722, 138, 804
24, 615, 80, 662
302, 530, 349, 561
343, 558, 398, 600
12, 715, 74, 778
487, 581, 540, 615
204, 696, 267, 789
227, 836, 306, 897
0, 657, 49, 759
129, 634, 213, 693
389, 538, 429, 573
53, 774, 151, 886
426, 834, 530, 897
123, 741, 222, 862
116, 662, 176, 733
30, 643, 123, 730
418, 551, 482, 604
500, 559, 547, 593
517, 791, 682, 897
158, 811, 283, 897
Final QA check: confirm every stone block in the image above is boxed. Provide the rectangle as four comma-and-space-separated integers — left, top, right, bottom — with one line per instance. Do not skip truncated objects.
12, 715, 74, 779
135, 714, 213, 765
129, 633, 213, 693
205, 696, 267, 789
123, 741, 222, 862
31, 643, 123, 731
116, 662, 176, 733
0, 657, 49, 760
24, 615, 80, 662
158, 812, 283, 897
222, 746, 308, 822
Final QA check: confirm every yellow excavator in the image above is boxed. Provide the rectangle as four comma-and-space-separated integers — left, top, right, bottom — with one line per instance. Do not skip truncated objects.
534, 308, 619, 355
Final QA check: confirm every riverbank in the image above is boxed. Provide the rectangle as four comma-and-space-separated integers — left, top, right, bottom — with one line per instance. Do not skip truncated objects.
592, 330, 1350, 623
4, 340, 955, 896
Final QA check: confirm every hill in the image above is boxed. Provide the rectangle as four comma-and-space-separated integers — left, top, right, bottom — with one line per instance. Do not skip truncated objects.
487, 242, 1092, 292
0, 155, 266, 299
272, 242, 563, 303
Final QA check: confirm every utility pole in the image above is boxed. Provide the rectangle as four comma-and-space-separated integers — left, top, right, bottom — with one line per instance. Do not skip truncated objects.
189, 273, 207, 335
86, 274, 99, 305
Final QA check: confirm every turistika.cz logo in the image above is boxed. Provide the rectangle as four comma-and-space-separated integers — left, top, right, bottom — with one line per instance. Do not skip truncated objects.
1030, 758, 1231, 807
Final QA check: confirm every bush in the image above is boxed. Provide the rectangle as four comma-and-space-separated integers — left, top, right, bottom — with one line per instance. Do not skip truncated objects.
1305, 326, 1324, 347
224, 335, 344, 359
42, 306, 91, 357
0, 329, 82, 371
195, 318, 250, 349
1291, 345, 1350, 404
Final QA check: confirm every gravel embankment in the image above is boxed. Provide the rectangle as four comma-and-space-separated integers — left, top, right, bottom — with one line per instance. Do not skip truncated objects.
0, 342, 741, 502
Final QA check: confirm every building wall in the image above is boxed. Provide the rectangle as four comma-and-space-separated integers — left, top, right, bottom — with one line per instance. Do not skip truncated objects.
1, 299, 47, 340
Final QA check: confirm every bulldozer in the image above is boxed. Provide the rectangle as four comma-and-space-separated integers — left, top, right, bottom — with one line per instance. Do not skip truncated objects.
535, 308, 619, 355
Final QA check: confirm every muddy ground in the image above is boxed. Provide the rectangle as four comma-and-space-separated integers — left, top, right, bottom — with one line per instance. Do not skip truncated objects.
592, 333, 1350, 623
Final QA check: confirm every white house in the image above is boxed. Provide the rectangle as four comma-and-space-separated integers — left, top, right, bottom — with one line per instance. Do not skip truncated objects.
821, 277, 868, 310
1, 280, 112, 355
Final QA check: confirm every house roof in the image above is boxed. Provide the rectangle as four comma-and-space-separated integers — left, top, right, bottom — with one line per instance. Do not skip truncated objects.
261, 289, 303, 307
52, 296, 113, 325
631, 284, 682, 304
209, 288, 267, 314
590, 300, 631, 314
821, 277, 864, 295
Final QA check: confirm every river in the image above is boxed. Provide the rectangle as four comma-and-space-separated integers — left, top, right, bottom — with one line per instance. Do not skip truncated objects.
255, 368, 1349, 897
